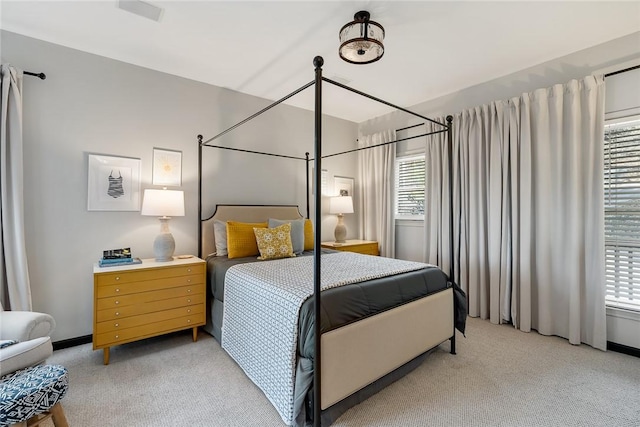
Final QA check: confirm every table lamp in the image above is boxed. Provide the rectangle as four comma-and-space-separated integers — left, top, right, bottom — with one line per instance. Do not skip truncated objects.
141, 188, 185, 261
329, 195, 354, 243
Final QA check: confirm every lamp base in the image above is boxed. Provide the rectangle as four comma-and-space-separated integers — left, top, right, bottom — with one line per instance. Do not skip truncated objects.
153, 217, 175, 262
334, 214, 347, 243
153, 232, 175, 262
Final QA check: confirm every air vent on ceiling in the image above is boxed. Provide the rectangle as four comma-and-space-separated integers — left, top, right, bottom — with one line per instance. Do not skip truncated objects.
118, 0, 164, 22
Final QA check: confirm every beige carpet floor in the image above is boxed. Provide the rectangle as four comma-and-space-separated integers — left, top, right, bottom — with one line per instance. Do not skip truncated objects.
44, 317, 640, 426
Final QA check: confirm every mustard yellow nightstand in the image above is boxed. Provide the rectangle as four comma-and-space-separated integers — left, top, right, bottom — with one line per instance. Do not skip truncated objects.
93, 257, 206, 365
321, 240, 379, 256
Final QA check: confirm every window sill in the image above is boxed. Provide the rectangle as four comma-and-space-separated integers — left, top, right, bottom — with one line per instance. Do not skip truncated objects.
606, 306, 640, 321
395, 218, 424, 228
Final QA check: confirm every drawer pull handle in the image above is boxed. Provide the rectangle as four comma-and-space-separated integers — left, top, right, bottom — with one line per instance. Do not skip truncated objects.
187, 319, 191, 323
187, 288, 191, 292
115, 301, 119, 305
115, 335, 119, 339
115, 277, 120, 281
187, 299, 191, 303
114, 323, 119, 327
187, 279, 191, 283
115, 312, 120, 316
187, 268, 192, 272
115, 288, 120, 293
187, 309, 191, 313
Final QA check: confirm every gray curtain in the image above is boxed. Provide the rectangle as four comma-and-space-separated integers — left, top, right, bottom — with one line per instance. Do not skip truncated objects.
424, 117, 453, 277
0, 64, 33, 311
357, 130, 396, 258
426, 75, 607, 349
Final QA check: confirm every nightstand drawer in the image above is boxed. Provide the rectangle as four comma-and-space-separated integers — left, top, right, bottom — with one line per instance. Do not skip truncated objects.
96, 283, 203, 311
96, 273, 203, 298
95, 293, 205, 322
342, 244, 378, 255
96, 263, 205, 286
94, 313, 205, 347
95, 304, 204, 334
321, 240, 379, 256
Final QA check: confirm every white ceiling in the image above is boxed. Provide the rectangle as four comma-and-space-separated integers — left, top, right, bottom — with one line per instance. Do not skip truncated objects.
2, 1, 640, 123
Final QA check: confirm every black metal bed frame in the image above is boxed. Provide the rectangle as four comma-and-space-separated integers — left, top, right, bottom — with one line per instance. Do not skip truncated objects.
197, 55, 454, 427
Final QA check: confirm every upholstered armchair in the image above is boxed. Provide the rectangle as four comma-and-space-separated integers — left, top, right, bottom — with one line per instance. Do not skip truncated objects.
0, 311, 55, 377
0, 311, 69, 427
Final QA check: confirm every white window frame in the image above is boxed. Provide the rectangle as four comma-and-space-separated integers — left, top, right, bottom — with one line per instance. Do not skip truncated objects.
604, 114, 640, 312
395, 153, 426, 221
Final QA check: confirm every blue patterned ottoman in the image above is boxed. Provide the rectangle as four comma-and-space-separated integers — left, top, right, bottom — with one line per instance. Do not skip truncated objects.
0, 364, 68, 426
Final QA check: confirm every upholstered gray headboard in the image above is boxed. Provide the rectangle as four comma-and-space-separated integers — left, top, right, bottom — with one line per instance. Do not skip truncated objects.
201, 204, 304, 258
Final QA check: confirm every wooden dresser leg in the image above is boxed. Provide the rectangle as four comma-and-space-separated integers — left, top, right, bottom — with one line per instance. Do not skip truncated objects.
50, 403, 70, 427
192, 326, 198, 342
103, 347, 110, 365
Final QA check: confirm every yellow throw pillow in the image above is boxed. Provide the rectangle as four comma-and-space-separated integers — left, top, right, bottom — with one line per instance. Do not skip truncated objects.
227, 221, 267, 259
254, 223, 295, 260
304, 219, 314, 251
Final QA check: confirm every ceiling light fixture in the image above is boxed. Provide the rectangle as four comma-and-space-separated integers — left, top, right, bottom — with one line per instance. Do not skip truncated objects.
339, 10, 385, 65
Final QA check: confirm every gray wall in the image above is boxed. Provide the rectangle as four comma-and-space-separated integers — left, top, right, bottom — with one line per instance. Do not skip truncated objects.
361, 31, 640, 138
1, 30, 358, 341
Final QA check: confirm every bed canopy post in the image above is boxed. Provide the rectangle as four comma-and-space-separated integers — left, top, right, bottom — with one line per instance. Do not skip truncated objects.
446, 115, 454, 284
446, 115, 456, 355
306, 152, 311, 219
312, 55, 323, 427
197, 134, 203, 258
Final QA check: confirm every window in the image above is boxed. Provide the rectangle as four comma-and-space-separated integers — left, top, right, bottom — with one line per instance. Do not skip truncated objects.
604, 116, 640, 311
395, 154, 425, 219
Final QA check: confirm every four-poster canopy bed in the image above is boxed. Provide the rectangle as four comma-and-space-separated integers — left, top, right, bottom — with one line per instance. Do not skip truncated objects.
197, 56, 465, 427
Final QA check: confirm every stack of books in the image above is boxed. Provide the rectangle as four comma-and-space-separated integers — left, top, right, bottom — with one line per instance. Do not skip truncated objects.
98, 248, 142, 267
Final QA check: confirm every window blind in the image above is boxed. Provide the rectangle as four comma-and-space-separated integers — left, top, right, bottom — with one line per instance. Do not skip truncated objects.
395, 154, 425, 218
604, 118, 640, 311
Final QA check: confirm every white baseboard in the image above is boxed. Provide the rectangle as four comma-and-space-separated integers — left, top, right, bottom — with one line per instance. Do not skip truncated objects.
606, 306, 640, 349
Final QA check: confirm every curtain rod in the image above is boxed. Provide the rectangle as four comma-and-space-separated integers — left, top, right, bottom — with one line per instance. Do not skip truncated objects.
604, 64, 640, 78
24, 71, 46, 80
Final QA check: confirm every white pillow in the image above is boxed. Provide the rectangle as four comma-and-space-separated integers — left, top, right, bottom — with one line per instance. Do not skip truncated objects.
213, 220, 228, 256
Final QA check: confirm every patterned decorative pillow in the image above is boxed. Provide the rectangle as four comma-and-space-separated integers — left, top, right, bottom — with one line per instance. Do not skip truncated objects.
304, 219, 314, 251
0, 339, 19, 349
268, 218, 305, 254
227, 221, 268, 259
254, 223, 295, 260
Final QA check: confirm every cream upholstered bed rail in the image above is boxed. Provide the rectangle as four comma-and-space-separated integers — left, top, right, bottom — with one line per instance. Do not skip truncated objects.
201, 204, 304, 258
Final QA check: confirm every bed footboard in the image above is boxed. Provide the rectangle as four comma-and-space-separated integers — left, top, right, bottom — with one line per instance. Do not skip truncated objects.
320, 287, 454, 409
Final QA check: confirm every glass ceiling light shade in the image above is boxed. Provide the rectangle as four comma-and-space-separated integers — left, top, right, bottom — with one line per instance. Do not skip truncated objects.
339, 10, 385, 64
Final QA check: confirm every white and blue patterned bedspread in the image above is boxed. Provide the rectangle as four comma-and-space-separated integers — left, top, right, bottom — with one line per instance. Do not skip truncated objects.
221, 251, 430, 425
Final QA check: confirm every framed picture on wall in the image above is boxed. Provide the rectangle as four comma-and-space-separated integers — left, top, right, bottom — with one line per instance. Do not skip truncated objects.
87, 154, 141, 211
152, 148, 182, 186
334, 175, 354, 197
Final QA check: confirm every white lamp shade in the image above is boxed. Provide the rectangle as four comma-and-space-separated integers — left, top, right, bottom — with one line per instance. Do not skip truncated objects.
141, 189, 185, 217
329, 196, 354, 215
